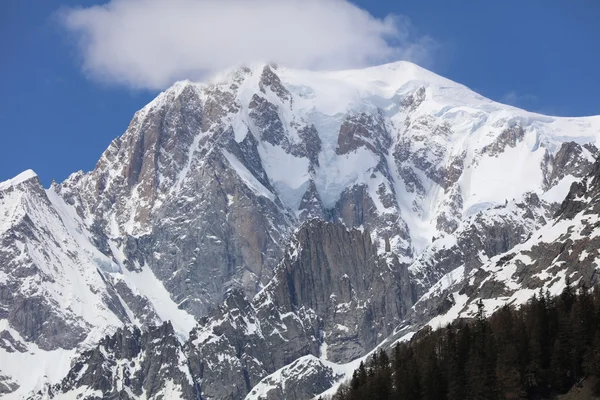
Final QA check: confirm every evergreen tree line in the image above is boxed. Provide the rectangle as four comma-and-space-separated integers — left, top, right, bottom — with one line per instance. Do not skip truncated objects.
326, 280, 600, 400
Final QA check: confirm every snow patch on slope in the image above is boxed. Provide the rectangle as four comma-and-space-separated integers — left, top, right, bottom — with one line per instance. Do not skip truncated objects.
109, 243, 197, 340
258, 143, 310, 211
222, 149, 276, 201
0, 321, 76, 400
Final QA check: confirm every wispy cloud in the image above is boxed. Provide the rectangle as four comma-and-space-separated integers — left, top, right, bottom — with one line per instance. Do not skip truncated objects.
501, 91, 538, 108
59, 0, 437, 90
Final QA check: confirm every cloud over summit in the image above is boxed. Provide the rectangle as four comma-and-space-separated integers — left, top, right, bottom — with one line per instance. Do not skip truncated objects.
61, 0, 436, 90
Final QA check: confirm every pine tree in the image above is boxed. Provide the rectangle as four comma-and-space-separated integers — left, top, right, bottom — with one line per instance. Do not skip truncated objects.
374, 349, 392, 399
584, 330, 600, 395
493, 306, 523, 400
560, 276, 575, 313
420, 346, 446, 400
446, 325, 466, 400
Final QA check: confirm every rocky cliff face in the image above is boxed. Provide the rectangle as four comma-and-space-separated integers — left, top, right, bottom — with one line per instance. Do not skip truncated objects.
0, 170, 139, 353
409, 192, 552, 297
55, 75, 296, 317
2, 61, 600, 399
0, 171, 194, 399
259, 220, 412, 362
41, 220, 410, 400
185, 220, 411, 399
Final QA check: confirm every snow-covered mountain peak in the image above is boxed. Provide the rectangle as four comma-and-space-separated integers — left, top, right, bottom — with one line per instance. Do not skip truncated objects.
4, 61, 600, 399
51, 61, 600, 303
0, 169, 46, 236
0, 169, 38, 191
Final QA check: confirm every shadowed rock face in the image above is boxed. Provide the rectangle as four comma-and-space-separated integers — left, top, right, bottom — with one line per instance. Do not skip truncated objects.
183, 220, 413, 399
266, 220, 413, 361
298, 180, 325, 221
556, 156, 600, 221
250, 95, 287, 146
543, 141, 598, 190
337, 112, 390, 155
0, 375, 19, 395
259, 65, 292, 104
139, 145, 293, 317
298, 124, 321, 169
331, 184, 411, 259
481, 124, 525, 156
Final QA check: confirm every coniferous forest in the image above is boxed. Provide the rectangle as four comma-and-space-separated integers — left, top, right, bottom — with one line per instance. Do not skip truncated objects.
328, 281, 600, 400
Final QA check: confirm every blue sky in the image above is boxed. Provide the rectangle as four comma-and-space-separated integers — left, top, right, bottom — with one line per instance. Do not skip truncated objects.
1, 0, 599, 186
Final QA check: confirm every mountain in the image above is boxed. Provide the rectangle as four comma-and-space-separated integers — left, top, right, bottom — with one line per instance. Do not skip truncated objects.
1, 61, 600, 399
405, 151, 600, 334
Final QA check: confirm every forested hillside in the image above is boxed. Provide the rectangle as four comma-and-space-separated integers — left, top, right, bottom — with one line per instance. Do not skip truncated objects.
328, 280, 600, 400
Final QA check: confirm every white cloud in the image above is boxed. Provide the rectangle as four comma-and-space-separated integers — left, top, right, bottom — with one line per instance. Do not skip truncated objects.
60, 0, 436, 89
501, 91, 538, 108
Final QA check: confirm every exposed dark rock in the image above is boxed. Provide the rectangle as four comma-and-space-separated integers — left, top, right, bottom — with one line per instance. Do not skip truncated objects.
337, 111, 390, 155
298, 124, 321, 169
481, 124, 524, 156
0, 330, 27, 353
56, 322, 197, 400
0, 375, 19, 395
182, 220, 413, 399
259, 65, 292, 104
249, 94, 287, 147
401, 86, 426, 111
544, 141, 597, 189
